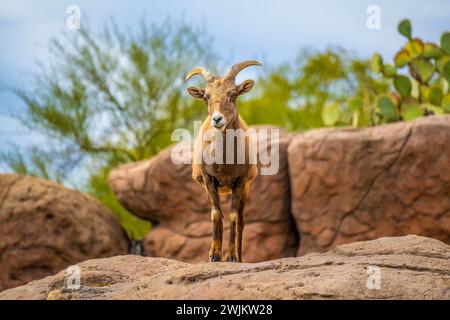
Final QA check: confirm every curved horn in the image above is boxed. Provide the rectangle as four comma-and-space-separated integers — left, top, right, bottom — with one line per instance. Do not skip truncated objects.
226, 60, 262, 80
185, 67, 214, 82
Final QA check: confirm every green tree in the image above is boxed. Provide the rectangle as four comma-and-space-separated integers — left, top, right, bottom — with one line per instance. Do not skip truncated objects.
240, 47, 389, 130
1, 20, 217, 239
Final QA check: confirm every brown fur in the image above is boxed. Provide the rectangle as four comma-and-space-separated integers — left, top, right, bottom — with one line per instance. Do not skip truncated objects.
186, 61, 261, 262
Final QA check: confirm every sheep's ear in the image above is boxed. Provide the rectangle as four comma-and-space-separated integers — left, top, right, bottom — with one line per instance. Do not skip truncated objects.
237, 79, 254, 96
187, 87, 205, 100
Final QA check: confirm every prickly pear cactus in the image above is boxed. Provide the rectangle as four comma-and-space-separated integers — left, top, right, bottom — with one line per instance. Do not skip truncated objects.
369, 19, 450, 123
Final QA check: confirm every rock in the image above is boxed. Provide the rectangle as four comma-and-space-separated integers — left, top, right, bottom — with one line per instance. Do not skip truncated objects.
0, 174, 129, 291
108, 126, 298, 263
1, 235, 448, 300
288, 116, 450, 255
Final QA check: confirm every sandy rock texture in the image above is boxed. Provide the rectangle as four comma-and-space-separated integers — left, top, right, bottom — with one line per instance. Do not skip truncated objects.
108, 126, 298, 263
0, 174, 129, 291
1, 235, 448, 300
288, 116, 450, 255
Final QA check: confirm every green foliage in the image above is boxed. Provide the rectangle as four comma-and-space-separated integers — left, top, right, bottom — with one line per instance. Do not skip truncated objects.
394, 75, 412, 98
377, 96, 397, 122
423, 103, 445, 116
348, 97, 363, 127
442, 94, 450, 111
370, 53, 383, 73
322, 102, 340, 126
428, 86, 443, 105
88, 167, 151, 240
398, 19, 412, 40
402, 103, 423, 121
240, 48, 389, 130
423, 43, 441, 59
370, 20, 450, 122
441, 32, 450, 54
405, 39, 424, 59
348, 97, 363, 111
0, 146, 61, 181
382, 64, 397, 78
436, 56, 450, 73
394, 49, 411, 67
411, 59, 435, 83
443, 61, 450, 83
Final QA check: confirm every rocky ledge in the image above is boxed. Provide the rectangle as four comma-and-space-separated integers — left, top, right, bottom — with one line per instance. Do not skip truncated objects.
0, 235, 448, 300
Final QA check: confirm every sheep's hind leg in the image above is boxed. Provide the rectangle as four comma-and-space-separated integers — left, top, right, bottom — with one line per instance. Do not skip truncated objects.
227, 177, 246, 262
204, 175, 223, 262
236, 183, 249, 262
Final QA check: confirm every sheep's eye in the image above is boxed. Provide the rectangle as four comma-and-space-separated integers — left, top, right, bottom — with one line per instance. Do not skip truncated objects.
203, 94, 210, 101
230, 92, 238, 100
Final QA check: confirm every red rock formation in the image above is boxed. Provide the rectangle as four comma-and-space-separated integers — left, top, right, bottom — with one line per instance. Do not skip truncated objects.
0, 174, 129, 291
288, 116, 450, 255
1, 236, 448, 300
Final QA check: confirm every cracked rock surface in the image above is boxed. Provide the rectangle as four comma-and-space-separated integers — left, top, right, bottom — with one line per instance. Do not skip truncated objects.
288, 116, 450, 255
0, 174, 129, 291
1, 235, 449, 300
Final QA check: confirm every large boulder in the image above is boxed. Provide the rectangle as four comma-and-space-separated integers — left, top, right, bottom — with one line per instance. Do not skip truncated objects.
108, 126, 298, 263
288, 116, 450, 255
1, 235, 448, 299
0, 174, 129, 291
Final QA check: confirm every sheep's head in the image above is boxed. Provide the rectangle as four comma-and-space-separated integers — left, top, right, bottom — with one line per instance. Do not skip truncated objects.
186, 60, 262, 131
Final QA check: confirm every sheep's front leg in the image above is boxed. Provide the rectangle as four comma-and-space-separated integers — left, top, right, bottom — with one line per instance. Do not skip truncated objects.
204, 174, 223, 262
227, 177, 248, 262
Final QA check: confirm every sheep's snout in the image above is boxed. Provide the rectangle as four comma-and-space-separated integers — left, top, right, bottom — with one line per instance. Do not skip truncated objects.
211, 112, 226, 129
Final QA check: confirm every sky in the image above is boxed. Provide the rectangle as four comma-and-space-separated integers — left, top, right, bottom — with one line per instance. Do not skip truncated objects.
0, 0, 449, 171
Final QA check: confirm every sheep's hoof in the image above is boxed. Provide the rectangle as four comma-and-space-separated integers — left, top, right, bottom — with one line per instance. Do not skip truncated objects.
209, 254, 221, 262
226, 255, 238, 262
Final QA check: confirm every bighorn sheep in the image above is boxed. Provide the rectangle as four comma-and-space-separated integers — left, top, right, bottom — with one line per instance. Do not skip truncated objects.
185, 60, 262, 262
